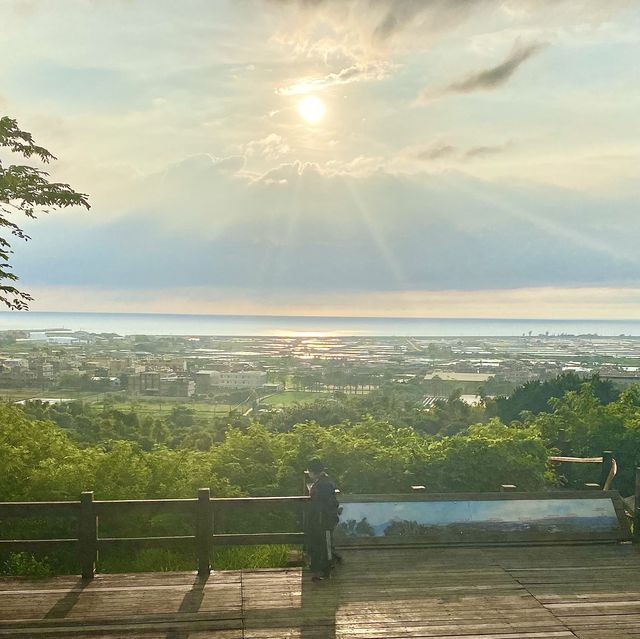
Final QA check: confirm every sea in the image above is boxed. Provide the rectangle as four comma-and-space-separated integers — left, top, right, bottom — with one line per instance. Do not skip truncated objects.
0, 312, 640, 337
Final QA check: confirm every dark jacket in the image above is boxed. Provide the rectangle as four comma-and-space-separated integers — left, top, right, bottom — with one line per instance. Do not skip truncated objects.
308, 473, 339, 530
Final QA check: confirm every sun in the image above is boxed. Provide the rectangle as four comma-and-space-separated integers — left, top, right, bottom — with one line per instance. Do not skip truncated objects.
298, 95, 326, 124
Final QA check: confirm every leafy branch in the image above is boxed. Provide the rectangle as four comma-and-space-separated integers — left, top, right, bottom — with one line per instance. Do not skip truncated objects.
0, 116, 90, 309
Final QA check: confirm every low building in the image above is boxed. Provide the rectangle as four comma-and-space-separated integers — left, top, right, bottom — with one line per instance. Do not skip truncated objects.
195, 370, 267, 390
129, 371, 161, 395
159, 376, 195, 397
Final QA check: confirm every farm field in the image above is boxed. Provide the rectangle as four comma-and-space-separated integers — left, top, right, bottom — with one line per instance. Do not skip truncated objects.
262, 391, 331, 406
89, 400, 236, 417
0, 388, 109, 402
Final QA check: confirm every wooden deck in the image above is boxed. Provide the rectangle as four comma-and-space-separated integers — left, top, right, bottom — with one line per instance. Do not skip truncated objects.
2, 544, 640, 638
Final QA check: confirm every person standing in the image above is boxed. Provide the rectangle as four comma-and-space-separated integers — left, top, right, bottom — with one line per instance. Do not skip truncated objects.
305, 458, 340, 581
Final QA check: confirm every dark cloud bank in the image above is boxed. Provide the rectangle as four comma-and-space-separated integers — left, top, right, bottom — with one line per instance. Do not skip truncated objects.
15, 158, 640, 294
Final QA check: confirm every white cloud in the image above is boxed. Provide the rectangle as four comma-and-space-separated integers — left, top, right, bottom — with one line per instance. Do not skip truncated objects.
243, 133, 291, 160
276, 62, 390, 95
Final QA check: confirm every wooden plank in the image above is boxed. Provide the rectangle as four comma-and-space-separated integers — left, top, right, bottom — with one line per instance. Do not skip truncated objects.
1, 545, 639, 639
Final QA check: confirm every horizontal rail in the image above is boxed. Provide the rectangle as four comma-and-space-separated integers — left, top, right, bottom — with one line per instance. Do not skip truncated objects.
98, 532, 305, 548
0, 539, 77, 551
549, 456, 604, 463
0, 491, 309, 578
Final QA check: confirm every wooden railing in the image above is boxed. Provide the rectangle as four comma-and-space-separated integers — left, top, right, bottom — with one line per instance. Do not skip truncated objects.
0, 488, 309, 579
548, 450, 617, 490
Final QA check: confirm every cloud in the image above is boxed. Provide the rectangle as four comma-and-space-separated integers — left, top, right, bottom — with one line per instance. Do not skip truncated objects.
243, 133, 291, 161
276, 62, 388, 95
13, 154, 640, 302
372, 0, 486, 43
414, 143, 457, 161
418, 42, 546, 102
464, 143, 513, 159
407, 141, 513, 163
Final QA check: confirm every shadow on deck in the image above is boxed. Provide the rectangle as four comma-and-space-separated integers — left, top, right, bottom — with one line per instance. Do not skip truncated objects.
2, 544, 640, 638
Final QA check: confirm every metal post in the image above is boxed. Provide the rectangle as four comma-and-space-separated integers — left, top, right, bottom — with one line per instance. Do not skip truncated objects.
196, 488, 212, 575
600, 451, 613, 488
79, 491, 97, 580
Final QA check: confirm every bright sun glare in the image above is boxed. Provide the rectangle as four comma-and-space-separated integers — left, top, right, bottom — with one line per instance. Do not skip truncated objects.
298, 95, 325, 124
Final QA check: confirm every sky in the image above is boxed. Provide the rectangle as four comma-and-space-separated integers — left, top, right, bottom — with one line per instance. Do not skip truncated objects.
1, 0, 639, 318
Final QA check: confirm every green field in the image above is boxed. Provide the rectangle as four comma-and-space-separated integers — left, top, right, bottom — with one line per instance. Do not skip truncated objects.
0, 389, 110, 402
261, 391, 330, 407
91, 400, 236, 418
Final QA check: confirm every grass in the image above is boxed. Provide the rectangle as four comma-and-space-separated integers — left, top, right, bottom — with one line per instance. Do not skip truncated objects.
212, 545, 291, 570
0, 389, 116, 403
90, 400, 235, 418
97, 545, 293, 573
262, 391, 331, 407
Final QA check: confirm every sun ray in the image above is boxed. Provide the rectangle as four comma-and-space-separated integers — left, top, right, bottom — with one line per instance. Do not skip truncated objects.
341, 177, 408, 292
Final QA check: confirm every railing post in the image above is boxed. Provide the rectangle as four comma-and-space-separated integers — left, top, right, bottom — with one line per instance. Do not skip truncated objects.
196, 488, 212, 575
634, 468, 640, 544
600, 451, 613, 488
79, 491, 97, 580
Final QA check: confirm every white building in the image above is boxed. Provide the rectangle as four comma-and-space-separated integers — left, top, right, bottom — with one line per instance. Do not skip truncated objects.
196, 370, 267, 390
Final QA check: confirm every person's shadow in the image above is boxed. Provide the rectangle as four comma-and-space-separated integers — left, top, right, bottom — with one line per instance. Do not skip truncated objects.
165, 573, 210, 639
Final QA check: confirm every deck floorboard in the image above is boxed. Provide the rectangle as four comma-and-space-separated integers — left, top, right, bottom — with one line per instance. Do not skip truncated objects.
2, 545, 640, 637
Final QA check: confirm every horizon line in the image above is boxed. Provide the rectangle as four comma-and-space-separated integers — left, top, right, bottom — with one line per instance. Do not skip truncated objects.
1, 310, 640, 323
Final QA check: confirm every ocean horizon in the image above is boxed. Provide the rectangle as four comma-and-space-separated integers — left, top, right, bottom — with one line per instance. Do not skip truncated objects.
0, 311, 639, 337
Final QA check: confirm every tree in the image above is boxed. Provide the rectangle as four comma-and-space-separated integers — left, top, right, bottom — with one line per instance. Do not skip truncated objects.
0, 116, 89, 309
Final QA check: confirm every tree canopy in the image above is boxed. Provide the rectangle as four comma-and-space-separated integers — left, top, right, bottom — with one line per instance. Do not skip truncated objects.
0, 116, 89, 309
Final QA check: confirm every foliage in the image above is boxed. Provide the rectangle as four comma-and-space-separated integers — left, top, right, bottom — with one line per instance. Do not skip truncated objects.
0, 552, 53, 577
1, 552, 53, 577
524, 384, 640, 493
0, 116, 89, 309
4, 374, 640, 576
423, 420, 550, 491
487, 372, 619, 423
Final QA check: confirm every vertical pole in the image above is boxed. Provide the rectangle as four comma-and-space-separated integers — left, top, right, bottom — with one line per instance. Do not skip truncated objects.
79, 491, 97, 580
196, 488, 212, 575
634, 468, 640, 544
600, 451, 613, 488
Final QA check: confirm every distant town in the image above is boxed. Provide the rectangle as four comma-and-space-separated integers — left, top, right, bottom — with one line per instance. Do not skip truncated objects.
1, 328, 639, 413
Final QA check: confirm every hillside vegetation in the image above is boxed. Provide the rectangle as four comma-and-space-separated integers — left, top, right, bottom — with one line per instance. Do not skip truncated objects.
2, 373, 638, 575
